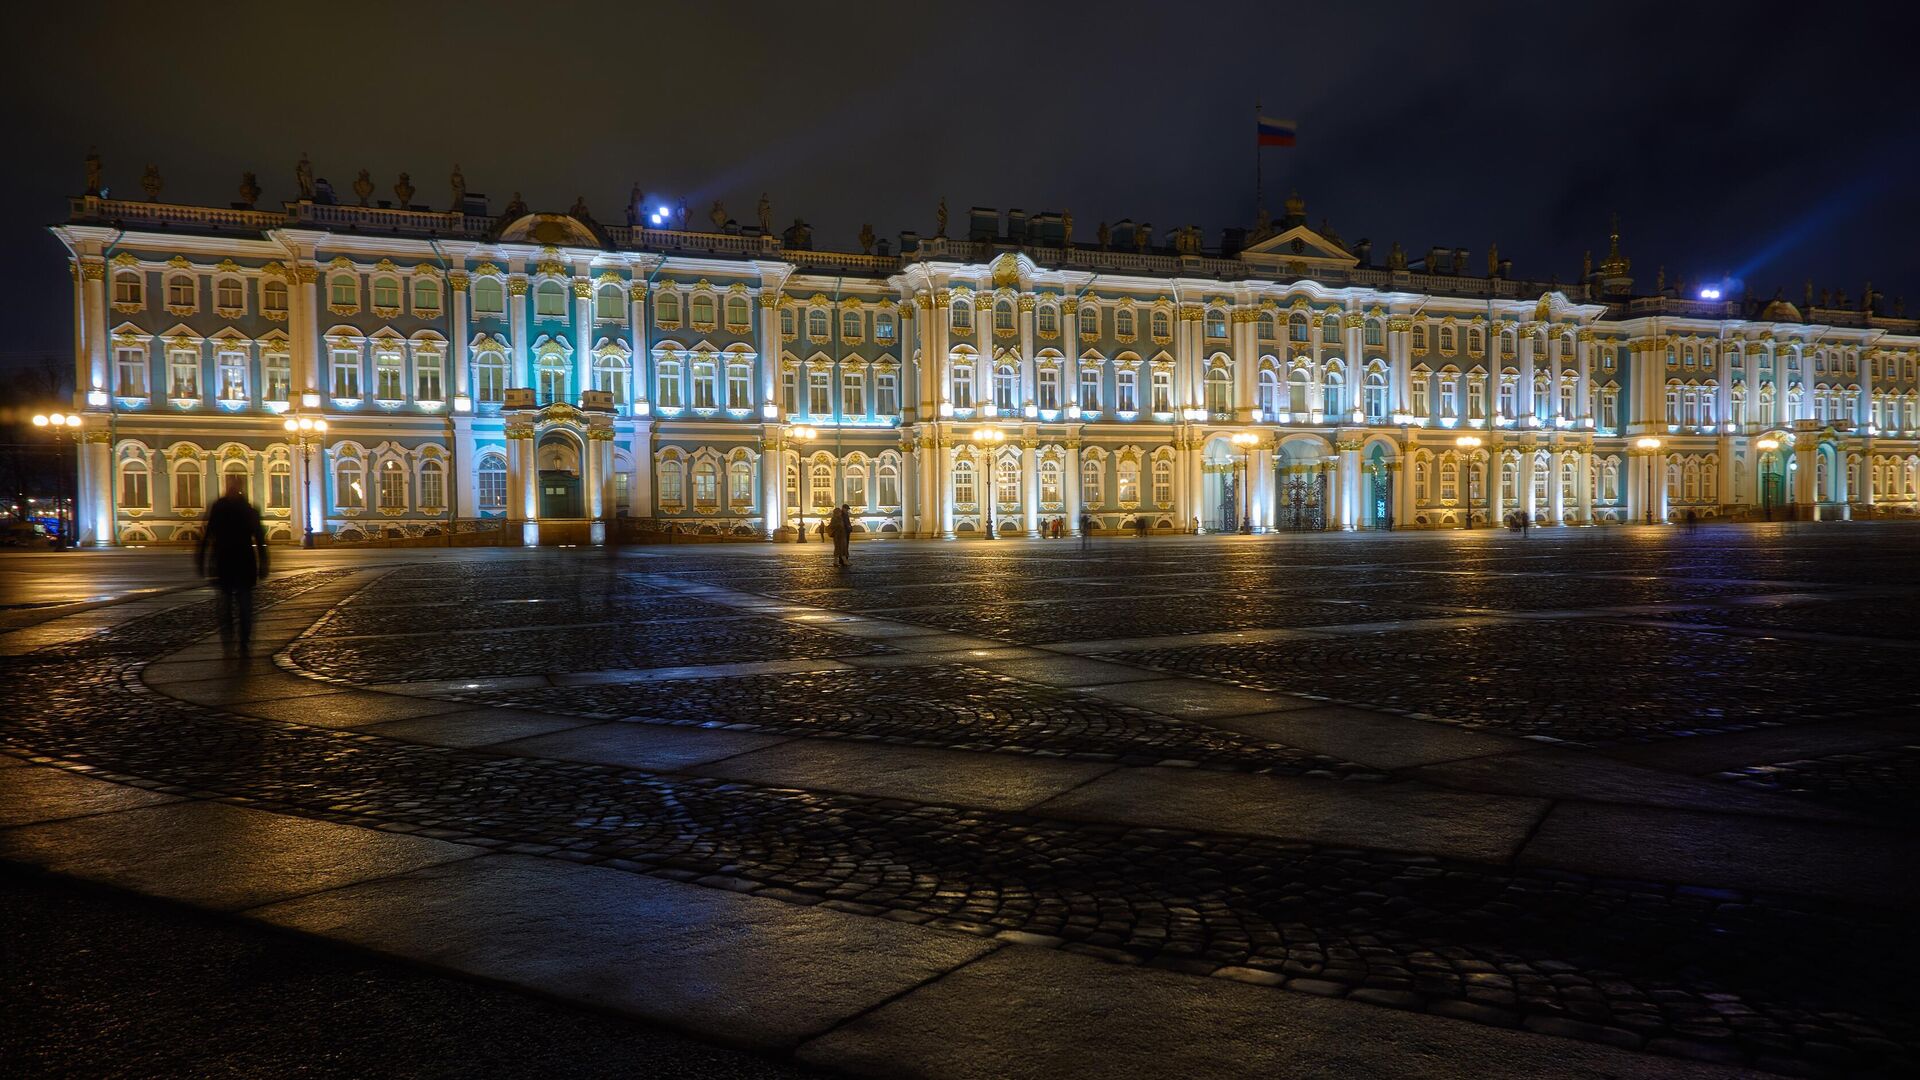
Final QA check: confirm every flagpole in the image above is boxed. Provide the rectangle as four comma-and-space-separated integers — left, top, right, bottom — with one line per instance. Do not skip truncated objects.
1254, 102, 1264, 220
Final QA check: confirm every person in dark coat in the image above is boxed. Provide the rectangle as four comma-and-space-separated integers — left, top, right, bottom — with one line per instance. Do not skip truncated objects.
828, 503, 852, 568
197, 476, 269, 656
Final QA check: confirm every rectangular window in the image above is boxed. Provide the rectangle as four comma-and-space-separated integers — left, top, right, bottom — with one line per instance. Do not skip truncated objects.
692, 362, 717, 410
657, 364, 683, 409
843, 371, 865, 417
845, 469, 867, 508
1079, 367, 1100, 410
876, 372, 899, 416
475, 353, 506, 403
1411, 379, 1430, 419
994, 369, 1016, 412
419, 464, 445, 509
373, 278, 401, 309
808, 369, 831, 416
268, 466, 290, 509
263, 353, 291, 403
375, 352, 405, 400
331, 348, 361, 399
727, 364, 751, 410
875, 313, 896, 344
878, 468, 899, 506
781, 369, 799, 414
1150, 369, 1172, 413
115, 346, 148, 397
122, 467, 149, 509
416, 353, 444, 402
217, 352, 247, 402
1038, 367, 1060, 411
169, 349, 200, 398
1116, 370, 1137, 412
413, 278, 440, 315
174, 469, 202, 510
216, 278, 244, 311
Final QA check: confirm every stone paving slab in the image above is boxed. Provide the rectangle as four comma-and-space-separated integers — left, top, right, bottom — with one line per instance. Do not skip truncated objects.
150, 673, 353, 707
357, 709, 596, 749
487, 722, 793, 771
249, 853, 1000, 1052
697, 740, 1117, 813
1599, 718, 1920, 774
0, 798, 477, 911
796, 945, 1761, 1080
1033, 766, 1547, 863
1071, 677, 1316, 721
0, 763, 181, 827
1208, 705, 1531, 770
1409, 747, 1866, 821
1519, 802, 1919, 904
226, 691, 475, 728
965, 655, 1169, 687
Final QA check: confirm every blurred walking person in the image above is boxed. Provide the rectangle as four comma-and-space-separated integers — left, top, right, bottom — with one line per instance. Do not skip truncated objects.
829, 503, 852, 568
197, 475, 269, 657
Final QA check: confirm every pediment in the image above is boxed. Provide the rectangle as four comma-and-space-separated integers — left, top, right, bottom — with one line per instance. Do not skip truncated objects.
1239, 226, 1358, 268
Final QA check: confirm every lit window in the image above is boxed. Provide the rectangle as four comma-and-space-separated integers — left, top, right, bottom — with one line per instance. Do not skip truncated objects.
472, 278, 504, 315
412, 278, 440, 315
113, 271, 144, 307
596, 283, 624, 320
477, 454, 507, 512
536, 281, 566, 317
167, 275, 196, 308
263, 280, 288, 316
216, 277, 244, 312
372, 277, 401, 310
120, 460, 150, 509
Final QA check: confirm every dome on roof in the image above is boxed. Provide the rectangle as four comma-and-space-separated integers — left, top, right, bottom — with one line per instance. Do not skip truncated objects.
495, 212, 601, 248
1759, 298, 1803, 323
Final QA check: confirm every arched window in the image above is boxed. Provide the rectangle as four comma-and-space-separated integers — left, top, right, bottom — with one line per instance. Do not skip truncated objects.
1205, 309, 1227, 339
1324, 367, 1346, 416
596, 353, 630, 405
334, 459, 363, 512
1323, 317, 1341, 344
415, 349, 445, 403
658, 458, 685, 508
529, 348, 564, 404
113, 270, 144, 307
692, 356, 718, 410
1415, 456, 1432, 502
809, 462, 832, 509
173, 459, 203, 511
996, 458, 1019, 506
953, 458, 976, 506
691, 294, 717, 328
1039, 459, 1062, 504
120, 459, 151, 509
1365, 369, 1388, 419
951, 358, 976, 409
216, 277, 244, 312
418, 459, 445, 509
1290, 312, 1310, 342
262, 279, 288, 317
1205, 366, 1231, 413
412, 277, 440, 315
1440, 456, 1458, 501
1411, 323, 1428, 351
995, 299, 1015, 332
994, 366, 1017, 412
693, 460, 719, 507
874, 311, 896, 344
877, 462, 900, 505
1037, 304, 1058, 337
378, 459, 407, 511
535, 280, 566, 317
1115, 308, 1135, 338
168, 274, 198, 309
1367, 321, 1385, 347
372, 276, 401, 310
728, 460, 754, 508
779, 307, 796, 339
328, 273, 356, 309
1258, 369, 1280, 417
950, 299, 973, 333
1117, 459, 1140, 503
841, 309, 862, 341
477, 453, 507, 512
844, 463, 868, 508
655, 290, 681, 326
1079, 304, 1099, 337
474, 348, 508, 404
1438, 326, 1456, 352
1257, 312, 1276, 340
596, 283, 624, 320
1150, 311, 1171, 340
374, 350, 404, 400
1287, 368, 1310, 414
725, 294, 750, 330
267, 460, 291, 509
1151, 458, 1173, 506
220, 459, 249, 501
1082, 456, 1103, 506
472, 278, 504, 315
807, 308, 830, 340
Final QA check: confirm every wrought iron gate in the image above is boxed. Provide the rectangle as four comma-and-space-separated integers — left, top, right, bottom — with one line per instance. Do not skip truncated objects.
1217, 475, 1238, 532
1278, 473, 1326, 531
1367, 465, 1393, 529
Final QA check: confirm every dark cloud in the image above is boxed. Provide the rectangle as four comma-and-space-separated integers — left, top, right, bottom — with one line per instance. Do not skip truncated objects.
2, 0, 1916, 373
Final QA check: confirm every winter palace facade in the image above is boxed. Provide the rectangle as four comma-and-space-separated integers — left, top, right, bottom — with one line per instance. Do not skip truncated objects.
50, 175, 1920, 546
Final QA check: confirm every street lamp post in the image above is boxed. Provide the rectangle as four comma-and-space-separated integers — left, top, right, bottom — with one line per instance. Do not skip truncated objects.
1756, 436, 1779, 520
1455, 434, 1483, 529
282, 416, 328, 548
1232, 431, 1258, 534
1635, 436, 1663, 524
791, 424, 817, 542
30, 411, 83, 549
972, 426, 1004, 539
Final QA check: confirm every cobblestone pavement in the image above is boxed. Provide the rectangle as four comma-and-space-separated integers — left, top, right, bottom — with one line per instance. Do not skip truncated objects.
463, 664, 1376, 776
7, 525, 1920, 1076
1714, 746, 1920, 823
1102, 620, 1920, 746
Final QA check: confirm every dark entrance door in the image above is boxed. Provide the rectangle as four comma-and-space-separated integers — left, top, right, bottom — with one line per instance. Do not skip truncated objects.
539, 471, 582, 518
1368, 465, 1392, 529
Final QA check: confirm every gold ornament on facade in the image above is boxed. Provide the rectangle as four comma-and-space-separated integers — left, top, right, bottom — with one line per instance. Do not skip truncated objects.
80, 260, 106, 281
571, 279, 591, 299
507, 278, 529, 296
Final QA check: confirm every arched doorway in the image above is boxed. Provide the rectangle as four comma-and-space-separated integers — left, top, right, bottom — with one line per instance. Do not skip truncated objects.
1201, 437, 1240, 532
1362, 443, 1394, 529
536, 430, 584, 518
1274, 437, 1330, 531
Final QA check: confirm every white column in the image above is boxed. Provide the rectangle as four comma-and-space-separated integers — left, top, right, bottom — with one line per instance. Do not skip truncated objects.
762, 439, 784, 539
1338, 442, 1360, 528
296, 266, 322, 400
1575, 330, 1594, 425
81, 260, 108, 396
1548, 452, 1565, 524
1520, 447, 1538, 521
1018, 295, 1036, 414
1232, 309, 1255, 420
758, 294, 781, 419
1487, 447, 1505, 525
452, 416, 477, 523
1515, 328, 1535, 426
1577, 450, 1594, 523
573, 277, 593, 405
450, 271, 471, 401
1064, 440, 1082, 534
1061, 298, 1081, 415
630, 421, 655, 523
940, 442, 956, 538
1343, 315, 1364, 423
507, 275, 529, 388
1021, 437, 1039, 535
1389, 318, 1412, 416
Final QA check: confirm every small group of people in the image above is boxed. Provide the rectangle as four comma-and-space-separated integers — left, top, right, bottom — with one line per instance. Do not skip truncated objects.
1503, 511, 1532, 536
818, 503, 854, 567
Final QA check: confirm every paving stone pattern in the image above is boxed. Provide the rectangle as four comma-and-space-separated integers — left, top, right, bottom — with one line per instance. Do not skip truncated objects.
1715, 745, 1920, 823
1105, 620, 1920, 746
465, 664, 1375, 776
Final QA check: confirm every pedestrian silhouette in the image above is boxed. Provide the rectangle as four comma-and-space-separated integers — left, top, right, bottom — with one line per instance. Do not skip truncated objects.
829, 503, 852, 568
197, 475, 269, 657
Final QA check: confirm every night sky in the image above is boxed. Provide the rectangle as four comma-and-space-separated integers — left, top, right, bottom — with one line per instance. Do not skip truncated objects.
4, 0, 1917, 380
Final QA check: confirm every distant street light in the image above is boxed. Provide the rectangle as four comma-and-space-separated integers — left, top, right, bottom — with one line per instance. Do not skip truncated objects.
283, 416, 328, 548
1455, 433, 1483, 529
791, 424, 817, 542
1636, 436, 1664, 524
1232, 431, 1259, 534
31, 411, 83, 549
971, 426, 1005, 540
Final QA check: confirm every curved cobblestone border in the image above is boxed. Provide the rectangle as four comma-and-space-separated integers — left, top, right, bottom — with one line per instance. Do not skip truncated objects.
1, 576, 1915, 1074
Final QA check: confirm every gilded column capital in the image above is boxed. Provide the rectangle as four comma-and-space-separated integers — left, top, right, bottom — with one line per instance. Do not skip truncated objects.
572, 278, 592, 299
1387, 316, 1412, 333
84, 429, 112, 444
1017, 294, 1036, 312
1060, 297, 1079, 314
80, 259, 107, 280
1179, 304, 1204, 321
448, 271, 469, 292
586, 427, 614, 441
932, 292, 951, 309
758, 292, 780, 308
507, 276, 529, 297
1576, 328, 1596, 342
504, 423, 535, 439
1019, 436, 1040, 450
295, 266, 320, 284
1343, 312, 1365, 329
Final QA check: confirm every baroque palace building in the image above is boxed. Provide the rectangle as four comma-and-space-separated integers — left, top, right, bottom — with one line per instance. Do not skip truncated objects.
49, 161, 1920, 546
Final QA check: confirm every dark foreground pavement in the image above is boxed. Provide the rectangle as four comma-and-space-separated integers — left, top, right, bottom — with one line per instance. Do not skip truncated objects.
0, 865, 823, 1080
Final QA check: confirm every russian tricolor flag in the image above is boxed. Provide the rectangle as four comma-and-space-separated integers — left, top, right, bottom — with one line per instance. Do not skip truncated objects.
1257, 116, 1297, 147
